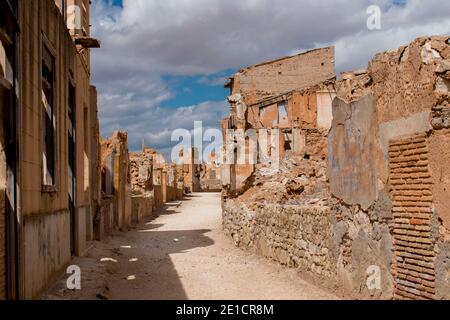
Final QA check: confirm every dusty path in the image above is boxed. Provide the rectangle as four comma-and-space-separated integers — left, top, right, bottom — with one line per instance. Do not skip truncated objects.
43, 193, 338, 300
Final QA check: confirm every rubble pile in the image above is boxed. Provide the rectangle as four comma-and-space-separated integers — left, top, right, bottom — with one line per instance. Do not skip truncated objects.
237, 153, 330, 209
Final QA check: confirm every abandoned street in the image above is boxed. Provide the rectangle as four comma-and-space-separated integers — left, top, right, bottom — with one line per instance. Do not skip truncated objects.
43, 193, 338, 300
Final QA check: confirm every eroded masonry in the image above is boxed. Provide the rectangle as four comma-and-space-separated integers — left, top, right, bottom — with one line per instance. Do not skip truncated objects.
221, 36, 450, 300
0, 0, 204, 300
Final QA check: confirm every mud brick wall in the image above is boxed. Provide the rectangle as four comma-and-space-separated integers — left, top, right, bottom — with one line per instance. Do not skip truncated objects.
233, 47, 335, 105
389, 133, 436, 300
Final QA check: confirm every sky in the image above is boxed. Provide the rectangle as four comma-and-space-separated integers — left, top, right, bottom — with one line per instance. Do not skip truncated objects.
90, 0, 450, 160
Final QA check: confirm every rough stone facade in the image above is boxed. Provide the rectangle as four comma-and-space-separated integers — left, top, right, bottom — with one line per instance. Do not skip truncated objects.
222, 47, 336, 196
222, 36, 450, 300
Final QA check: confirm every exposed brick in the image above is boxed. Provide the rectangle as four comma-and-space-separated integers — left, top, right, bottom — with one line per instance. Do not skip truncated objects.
395, 251, 435, 263
394, 244, 435, 256
389, 134, 436, 300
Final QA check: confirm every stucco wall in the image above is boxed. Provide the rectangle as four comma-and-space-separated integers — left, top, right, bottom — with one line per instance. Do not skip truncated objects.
23, 210, 71, 299
18, 0, 98, 299
328, 95, 378, 211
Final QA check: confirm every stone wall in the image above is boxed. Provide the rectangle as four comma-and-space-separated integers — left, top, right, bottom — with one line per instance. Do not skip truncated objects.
222, 157, 394, 299
223, 36, 450, 300
223, 201, 334, 277
130, 151, 153, 194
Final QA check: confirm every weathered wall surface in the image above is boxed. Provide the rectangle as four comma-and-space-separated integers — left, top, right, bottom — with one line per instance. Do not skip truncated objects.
231, 47, 335, 105
131, 195, 154, 224
95, 197, 113, 241
223, 186, 394, 299
328, 95, 378, 211
153, 185, 164, 209
100, 131, 132, 232
429, 129, 450, 230
23, 210, 71, 299
330, 36, 450, 299
0, 88, 6, 300
17, 0, 99, 299
223, 36, 450, 300
223, 202, 334, 277
388, 133, 437, 299
130, 151, 153, 194
89, 86, 101, 243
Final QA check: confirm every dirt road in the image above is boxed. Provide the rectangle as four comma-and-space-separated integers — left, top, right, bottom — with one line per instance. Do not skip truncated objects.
43, 193, 338, 300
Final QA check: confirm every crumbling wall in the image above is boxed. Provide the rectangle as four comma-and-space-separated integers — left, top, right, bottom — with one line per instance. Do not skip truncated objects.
130, 151, 153, 194
223, 36, 450, 300
164, 164, 179, 202
223, 202, 334, 277
131, 195, 154, 224
99, 131, 132, 233
222, 155, 394, 299
328, 95, 378, 211
388, 133, 437, 299
231, 47, 335, 105
129, 150, 154, 225
153, 168, 164, 208
329, 36, 450, 300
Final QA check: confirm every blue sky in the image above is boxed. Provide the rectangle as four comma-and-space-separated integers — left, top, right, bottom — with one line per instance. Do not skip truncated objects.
101, 0, 231, 122
160, 72, 233, 109
91, 0, 450, 159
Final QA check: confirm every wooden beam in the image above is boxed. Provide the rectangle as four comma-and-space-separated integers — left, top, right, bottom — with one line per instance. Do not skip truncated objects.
74, 37, 101, 48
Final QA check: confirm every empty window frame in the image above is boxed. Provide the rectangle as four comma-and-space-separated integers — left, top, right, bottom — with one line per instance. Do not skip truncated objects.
41, 44, 56, 188
278, 101, 289, 126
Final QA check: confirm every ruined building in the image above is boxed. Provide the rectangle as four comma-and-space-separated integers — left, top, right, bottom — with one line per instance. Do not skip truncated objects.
221, 47, 336, 196
96, 136, 187, 243
130, 147, 155, 225
98, 131, 132, 238
180, 147, 201, 193
0, 0, 100, 299
199, 151, 222, 192
222, 37, 450, 300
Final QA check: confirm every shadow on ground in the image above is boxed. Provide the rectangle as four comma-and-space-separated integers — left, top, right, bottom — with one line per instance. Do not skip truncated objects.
41, 203, 214, 300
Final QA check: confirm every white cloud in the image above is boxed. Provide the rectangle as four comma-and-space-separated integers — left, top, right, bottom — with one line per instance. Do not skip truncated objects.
90, 0, 450, 154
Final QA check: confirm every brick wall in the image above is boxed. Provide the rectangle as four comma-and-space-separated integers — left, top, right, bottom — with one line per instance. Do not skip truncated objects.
389, 133, 436, 300
234, 47, 335, 105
